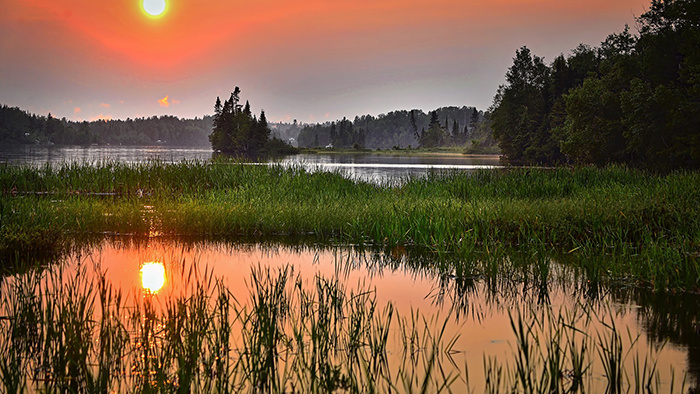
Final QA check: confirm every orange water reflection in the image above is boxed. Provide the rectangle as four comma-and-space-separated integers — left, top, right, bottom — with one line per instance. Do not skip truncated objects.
74, 239, 697, 392
5, 239, 695, 391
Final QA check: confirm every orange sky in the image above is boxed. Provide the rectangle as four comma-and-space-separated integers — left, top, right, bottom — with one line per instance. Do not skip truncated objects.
0, 0, 648, 122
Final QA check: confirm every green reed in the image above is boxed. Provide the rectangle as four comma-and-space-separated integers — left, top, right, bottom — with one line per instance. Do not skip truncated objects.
1, 161, 698, 290
0, 244, 695, 393
0, 258, 461, 393
484, 301, 689, 394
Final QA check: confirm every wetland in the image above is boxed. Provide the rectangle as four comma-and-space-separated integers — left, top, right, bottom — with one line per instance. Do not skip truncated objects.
0, 151, 698, 392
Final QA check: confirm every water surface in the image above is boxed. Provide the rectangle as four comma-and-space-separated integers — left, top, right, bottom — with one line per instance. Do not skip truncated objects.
4, 239, 695, 391
275, 152, 502, 184
0, 145, 503, 184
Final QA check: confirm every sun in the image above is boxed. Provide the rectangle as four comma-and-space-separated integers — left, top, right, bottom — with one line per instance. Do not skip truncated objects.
143, 0, 167, 17
140, 262, 166, 294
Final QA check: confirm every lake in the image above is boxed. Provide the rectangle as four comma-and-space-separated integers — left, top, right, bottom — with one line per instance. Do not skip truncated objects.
1, 145, 697, 392
2, 238, 698, 391
0, 145, 503, 184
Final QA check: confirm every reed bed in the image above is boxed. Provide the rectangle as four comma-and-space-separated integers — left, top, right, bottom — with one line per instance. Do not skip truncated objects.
0, 260, 461, 393
483, 302, 691, 394
1, 160, 698, 290
0, 255, 690, 393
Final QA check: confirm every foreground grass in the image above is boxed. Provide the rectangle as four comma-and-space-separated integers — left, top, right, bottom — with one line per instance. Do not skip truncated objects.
0, 161, 698, 290
0, 262, 457, 392
0, 260, 688, 393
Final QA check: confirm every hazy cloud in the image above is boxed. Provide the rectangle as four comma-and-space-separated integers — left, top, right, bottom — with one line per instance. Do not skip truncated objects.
158, 95, 170, 107
158, 96, 180, 107
74, 106, 81, 114
0, 0, 645, 122
100, 102, 111, 108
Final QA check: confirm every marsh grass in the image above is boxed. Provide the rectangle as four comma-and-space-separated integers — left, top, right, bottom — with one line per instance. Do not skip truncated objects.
483, 301, 690, 394
0, 257, 464, 393
0, 249, 691, 393
1, 161, 699, 290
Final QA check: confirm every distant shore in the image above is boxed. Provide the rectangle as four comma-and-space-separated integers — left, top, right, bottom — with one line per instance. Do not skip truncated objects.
298, 146, 502, 158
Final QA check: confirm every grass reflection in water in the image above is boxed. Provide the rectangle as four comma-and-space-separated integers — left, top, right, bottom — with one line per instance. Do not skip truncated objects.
0, 242, 696, 392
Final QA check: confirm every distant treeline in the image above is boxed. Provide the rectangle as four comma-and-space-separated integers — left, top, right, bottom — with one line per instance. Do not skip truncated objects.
296, 106, 498, 153
491, 0, 699, 170
0, 104, 213, 147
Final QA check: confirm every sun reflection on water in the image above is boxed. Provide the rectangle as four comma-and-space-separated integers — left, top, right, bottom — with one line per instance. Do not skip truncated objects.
140, 262, 166, 294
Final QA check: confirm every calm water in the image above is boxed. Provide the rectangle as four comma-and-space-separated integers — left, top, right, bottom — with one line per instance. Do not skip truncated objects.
0, 145, 503, 183
4, 239, 696, 391
0, 144, 213, 165
276, 153, 502, 184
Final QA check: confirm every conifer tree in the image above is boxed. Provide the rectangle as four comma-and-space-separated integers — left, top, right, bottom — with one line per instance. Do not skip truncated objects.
209, 86, 274, 155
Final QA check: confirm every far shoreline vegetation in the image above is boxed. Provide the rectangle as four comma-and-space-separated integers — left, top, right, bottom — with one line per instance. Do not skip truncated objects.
0, 100, 501, 156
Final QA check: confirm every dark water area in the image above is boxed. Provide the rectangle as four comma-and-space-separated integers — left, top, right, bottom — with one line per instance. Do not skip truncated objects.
2, 239, 697, 391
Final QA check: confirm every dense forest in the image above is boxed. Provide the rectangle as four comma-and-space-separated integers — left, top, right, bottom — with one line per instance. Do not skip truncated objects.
90, 116, 212, 146
209, 87, 297, 156
491, 0, 699, 170
296, 106, 498, 153
1, 101, 501, 153
0, 104, 213, 147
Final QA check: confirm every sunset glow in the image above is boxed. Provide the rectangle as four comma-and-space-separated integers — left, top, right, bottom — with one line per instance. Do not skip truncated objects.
140, 262, 166, 294
0, 0, 648, 122
143, 0, 166, 17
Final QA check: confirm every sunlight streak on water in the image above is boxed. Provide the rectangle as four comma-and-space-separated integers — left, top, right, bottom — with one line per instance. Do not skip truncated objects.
140, 261, 166, 293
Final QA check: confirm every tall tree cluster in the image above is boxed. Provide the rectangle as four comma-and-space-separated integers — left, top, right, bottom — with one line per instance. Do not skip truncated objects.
491, 0, 699, 170
90, 116, 212, 146
209, 87, 272, 155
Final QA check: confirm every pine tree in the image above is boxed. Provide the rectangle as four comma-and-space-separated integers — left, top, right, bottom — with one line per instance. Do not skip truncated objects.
469, 108, 479, 134
451, 120, 460, 145
410, 110, 418, 139
254, 110, 271, 152
209, 87, 273, 155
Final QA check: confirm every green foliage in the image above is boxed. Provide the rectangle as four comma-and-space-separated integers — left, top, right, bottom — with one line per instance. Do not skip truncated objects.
561, 77, 627, 164
0, 106, 96, 145
491, 0, 700, 170
0, 103, 214, 146
1, 162, 699, 291
209, 87, 294, 156
491, 47, 562, 164
89, 115, 213, 146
